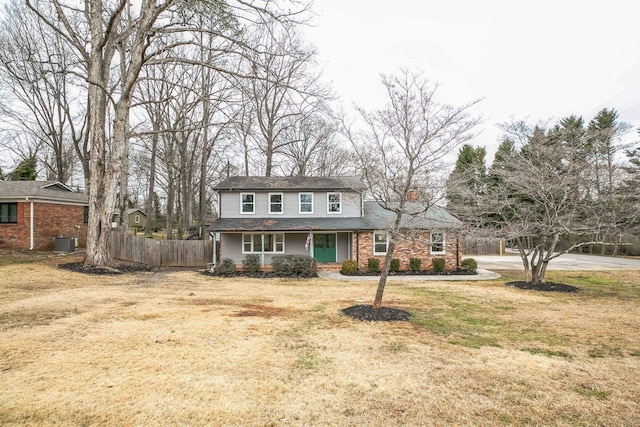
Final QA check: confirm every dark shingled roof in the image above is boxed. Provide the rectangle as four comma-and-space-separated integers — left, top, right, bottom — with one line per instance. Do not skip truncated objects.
209, 201, 461, 232
213, 176, 367, 192
209, 217, 374, 232
0, 181, 88, 204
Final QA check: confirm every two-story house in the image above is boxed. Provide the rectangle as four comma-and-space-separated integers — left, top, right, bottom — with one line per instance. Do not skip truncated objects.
209, 176, 462, 271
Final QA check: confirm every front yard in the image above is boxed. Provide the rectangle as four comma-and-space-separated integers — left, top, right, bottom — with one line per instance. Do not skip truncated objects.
1, 255, 639, 426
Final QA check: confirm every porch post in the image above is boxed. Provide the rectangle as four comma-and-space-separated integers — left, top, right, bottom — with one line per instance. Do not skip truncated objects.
260, 233, 265, 266
211, 232, 217, 265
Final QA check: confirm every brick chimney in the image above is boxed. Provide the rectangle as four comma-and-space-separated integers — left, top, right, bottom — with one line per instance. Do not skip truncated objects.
406, 189, 419, 201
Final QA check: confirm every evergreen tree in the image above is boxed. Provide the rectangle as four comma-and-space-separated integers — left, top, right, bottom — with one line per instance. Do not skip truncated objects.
7, 157, 37, 181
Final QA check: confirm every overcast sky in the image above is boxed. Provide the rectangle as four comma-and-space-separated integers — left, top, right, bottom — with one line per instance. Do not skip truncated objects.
304, 0, 640, 160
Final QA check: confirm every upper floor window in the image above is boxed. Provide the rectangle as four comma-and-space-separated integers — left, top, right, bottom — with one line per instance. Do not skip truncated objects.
269, 193, 283, 214
0, 203, 18, 224
299, 193, 313, 214
240, 193, 255, 214
430, 232, 445, 254
327, 192, 341, 214
373, 232, 388, 255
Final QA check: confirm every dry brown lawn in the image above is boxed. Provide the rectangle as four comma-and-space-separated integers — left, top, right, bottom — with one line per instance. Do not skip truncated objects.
1, 254, 639, 426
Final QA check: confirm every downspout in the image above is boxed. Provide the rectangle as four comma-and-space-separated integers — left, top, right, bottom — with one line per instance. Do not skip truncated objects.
26, 197, 34, 251
356, 232, 360, 269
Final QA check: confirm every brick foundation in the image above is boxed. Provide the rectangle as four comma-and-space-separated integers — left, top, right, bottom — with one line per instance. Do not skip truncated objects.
0, 201, 87, 251
353, 231, 460, 271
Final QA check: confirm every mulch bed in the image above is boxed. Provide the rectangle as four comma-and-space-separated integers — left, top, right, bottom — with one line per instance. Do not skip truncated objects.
506, 281, 580, 293
58, 262, 155, 275
341, 304, 411, 322
342, 269, 477, 277
202, 270, 318, 279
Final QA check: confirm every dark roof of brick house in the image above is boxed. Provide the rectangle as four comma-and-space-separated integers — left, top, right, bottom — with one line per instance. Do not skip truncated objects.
209, 201, 461, 232
213, 176, 367, 192
0, 181, 88, 204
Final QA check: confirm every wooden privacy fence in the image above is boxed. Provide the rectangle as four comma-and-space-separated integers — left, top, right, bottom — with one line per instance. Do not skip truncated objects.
111, 231, 213, 267
461, 237, 504, 256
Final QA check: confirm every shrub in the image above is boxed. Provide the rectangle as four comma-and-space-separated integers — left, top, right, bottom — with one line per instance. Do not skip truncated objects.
242, 254, 261, 273
460, 257, 478, 272
432, 258, 446, 272
272, 255, 317, 277
390, 258, 400, 272
367, 258, 380, 273
341, 259, 358, 275
409, 257, 421, 272
217, 258, 236, 276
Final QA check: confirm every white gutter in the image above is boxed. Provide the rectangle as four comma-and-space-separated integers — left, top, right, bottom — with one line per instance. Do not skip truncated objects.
25, 197, 34, 250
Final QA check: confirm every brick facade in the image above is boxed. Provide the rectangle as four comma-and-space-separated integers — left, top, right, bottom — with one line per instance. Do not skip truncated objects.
353, 231, 460, 271
0, 201, 87, 251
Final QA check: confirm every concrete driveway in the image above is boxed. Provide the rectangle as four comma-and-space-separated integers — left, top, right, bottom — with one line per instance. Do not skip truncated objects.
474, 252, 640, 271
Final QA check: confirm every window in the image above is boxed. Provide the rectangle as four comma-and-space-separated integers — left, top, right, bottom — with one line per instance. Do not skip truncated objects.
299, 193, 313, 214
431, 232, 445, 254
242, 233, 284, 253
134, 214, 141, 224
240, 193, 255, 214
373, 232, 388, 255
0, 203, 18, 224
269, 193, 283, 214
327, 192, 341, 214
83, 206, 89, 223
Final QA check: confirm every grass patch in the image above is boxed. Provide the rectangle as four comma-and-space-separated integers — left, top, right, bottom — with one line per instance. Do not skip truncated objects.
522, 347, 572, 359
382, 340, 409, 353
573, 385, 610, 399
587, 343, 623, 358
1, 266, 639, 426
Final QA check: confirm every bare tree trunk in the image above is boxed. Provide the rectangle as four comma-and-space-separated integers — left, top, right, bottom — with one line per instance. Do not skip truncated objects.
144, 132, 158, 236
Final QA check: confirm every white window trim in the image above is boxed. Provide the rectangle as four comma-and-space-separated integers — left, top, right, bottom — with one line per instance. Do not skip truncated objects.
241, 233, 285, 254
299, 192, 313, 214
373, 231, 389, 255
240, 192, 255, 215
430, 232, 446, 254
134, 214, 141, 224
327, 192, 342, 214
268, 192, 284, 215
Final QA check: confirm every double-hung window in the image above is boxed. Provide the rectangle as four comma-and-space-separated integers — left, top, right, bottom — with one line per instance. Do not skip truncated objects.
430, 232, 445, 254
242, 233, 284, 253
269, 193, 283, 214
373, 232, 388, 255
240, 193, 255, 214
327, 192, 341, 214
299, 193, 313, 214
0, 203, 18, 224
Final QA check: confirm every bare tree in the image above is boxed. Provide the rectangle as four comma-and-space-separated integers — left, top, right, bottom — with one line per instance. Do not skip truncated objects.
483, 124, 617, 284
26, 0, 309, 267
238, 19, 331, 176
0, 2, 87, 185
345, 68, 481, 309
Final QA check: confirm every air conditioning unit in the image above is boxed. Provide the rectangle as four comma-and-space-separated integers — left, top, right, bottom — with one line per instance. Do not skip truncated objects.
54, 237, 75, 252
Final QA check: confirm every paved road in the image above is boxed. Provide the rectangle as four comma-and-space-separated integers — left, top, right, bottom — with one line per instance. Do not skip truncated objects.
474, 252, 640, 271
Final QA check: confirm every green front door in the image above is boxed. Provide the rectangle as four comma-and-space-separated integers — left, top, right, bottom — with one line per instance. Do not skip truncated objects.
313, 234, 336, 263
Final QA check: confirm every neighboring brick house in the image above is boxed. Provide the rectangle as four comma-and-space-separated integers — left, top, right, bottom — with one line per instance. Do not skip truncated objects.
209, 176, 462, 271
0, 181, 89, 251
